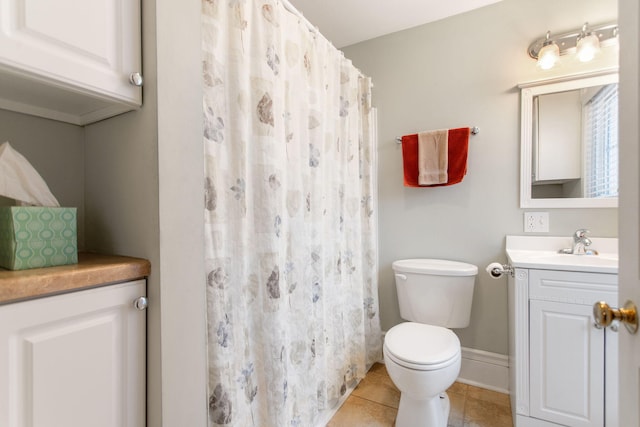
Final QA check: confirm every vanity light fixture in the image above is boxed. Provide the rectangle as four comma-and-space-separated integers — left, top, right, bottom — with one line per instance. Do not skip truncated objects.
536, 31, 559, 70
576, 23, 601, 62
528, 21, 618, 70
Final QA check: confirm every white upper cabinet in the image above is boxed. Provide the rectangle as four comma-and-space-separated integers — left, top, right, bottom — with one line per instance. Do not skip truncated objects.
0, 0, 142, 125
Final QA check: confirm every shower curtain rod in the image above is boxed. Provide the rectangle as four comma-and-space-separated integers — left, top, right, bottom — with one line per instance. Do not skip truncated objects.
280, 0, 324, 40
278, 0, 371, 84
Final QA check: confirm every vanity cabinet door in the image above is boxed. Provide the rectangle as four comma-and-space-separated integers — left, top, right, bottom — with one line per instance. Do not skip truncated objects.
0, 0, 142, 125
0, 280, 146, 427
529, 299, 604, 427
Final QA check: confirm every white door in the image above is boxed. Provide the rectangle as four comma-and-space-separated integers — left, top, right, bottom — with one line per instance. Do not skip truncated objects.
616, 0, 640, 424
0, 280, 146, 427
530, 300, 604, 427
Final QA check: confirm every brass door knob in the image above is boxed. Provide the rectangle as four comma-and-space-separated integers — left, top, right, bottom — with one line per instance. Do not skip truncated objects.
593, 300, 638, 334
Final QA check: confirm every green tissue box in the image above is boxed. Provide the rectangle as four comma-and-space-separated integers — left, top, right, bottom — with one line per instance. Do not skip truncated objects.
0, 206, 77, 270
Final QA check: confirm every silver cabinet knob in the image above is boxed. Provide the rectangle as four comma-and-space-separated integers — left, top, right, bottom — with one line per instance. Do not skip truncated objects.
133, 296, 148, 310
129, 72, 144, 87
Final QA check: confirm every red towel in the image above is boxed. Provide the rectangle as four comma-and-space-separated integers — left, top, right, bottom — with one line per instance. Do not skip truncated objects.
402, 127, 470, 187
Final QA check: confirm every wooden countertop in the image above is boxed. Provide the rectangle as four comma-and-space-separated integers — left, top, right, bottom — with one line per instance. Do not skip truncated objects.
0, 253, 151, 305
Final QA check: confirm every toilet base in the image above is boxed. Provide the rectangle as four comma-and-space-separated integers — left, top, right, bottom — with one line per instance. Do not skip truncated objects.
395, 391, 450, 427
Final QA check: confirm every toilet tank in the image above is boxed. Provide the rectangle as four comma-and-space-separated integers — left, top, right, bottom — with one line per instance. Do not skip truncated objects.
392, 259, 477, 328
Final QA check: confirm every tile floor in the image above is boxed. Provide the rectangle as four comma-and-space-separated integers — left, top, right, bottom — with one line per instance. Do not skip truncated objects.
327, 363, 513, 427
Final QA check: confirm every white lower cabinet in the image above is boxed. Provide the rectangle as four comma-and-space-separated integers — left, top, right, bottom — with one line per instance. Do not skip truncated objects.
509, 268, 618, 427
530, 300, 604, 427
0, 280, 146, 427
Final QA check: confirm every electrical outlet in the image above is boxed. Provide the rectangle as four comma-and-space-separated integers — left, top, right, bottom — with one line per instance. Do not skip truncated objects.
524, 212, 549, 233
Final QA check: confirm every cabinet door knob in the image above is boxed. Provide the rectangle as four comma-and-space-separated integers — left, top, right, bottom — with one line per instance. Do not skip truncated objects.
129, 72, 144, 87
133, 296, 149, 310
593, 300, 638, 334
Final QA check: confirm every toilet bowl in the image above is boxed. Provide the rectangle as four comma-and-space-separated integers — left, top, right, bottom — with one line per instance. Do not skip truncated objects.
384, 323, 461, 427
384, 259, 477, 427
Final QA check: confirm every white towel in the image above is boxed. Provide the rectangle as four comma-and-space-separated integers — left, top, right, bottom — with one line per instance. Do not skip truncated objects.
418, 130, 448, 185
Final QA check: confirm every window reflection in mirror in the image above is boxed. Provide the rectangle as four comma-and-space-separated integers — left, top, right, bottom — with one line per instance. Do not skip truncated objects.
531, 83, 618, 200
520, 71, 619, 208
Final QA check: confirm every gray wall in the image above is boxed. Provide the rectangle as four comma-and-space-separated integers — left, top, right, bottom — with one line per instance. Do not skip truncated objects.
85, 0, 207, 425
343, 0, 618, 354
0, 110, 86, 249
84, 34, 163, 427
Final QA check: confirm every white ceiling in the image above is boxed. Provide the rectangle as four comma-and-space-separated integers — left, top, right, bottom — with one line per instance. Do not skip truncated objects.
287, 0, 503, 48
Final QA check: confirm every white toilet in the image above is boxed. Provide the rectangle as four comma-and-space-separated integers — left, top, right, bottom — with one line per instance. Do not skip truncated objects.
383, 259, 477, 427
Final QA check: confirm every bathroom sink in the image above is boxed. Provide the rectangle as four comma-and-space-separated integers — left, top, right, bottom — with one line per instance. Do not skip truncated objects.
506, 236, 618, 274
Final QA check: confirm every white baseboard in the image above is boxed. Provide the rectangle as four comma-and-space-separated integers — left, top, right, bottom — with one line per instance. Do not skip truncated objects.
457, 347, 509, 394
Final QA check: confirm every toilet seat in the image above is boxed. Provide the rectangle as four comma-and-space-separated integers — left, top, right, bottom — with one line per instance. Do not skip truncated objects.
384, 322, 460, 371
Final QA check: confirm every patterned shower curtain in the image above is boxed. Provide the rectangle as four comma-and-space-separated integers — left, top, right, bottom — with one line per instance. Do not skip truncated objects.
202, 0, 382, 425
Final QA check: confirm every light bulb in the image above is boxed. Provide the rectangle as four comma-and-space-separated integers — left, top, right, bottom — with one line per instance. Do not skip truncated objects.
537, 42, 559, 70
576, 33, 600, 62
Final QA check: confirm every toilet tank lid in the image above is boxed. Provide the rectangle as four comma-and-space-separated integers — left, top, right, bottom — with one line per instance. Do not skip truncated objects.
392, 259, 478, 276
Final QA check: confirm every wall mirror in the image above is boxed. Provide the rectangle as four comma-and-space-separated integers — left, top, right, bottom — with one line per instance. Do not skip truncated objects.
519, 70, 618, 208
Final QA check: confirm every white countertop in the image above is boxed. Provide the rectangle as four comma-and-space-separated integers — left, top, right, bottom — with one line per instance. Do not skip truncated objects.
505, 235, 618, 274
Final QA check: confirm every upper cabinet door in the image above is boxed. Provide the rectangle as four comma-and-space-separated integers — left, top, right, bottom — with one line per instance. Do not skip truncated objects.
0, 0, 142, 125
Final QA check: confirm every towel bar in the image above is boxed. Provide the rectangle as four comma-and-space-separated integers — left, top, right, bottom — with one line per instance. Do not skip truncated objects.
395, 126, 479, 143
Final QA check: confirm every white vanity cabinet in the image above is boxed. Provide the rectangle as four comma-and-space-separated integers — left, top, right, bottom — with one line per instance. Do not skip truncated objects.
0, 279, 147, 427
509, 268, 618, 427
0, 0, 142, 125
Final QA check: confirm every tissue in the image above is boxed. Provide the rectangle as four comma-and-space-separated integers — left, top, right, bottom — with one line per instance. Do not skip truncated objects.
0, 141, 59, 207
486, 262, 505, 279
0, 142, 76, 270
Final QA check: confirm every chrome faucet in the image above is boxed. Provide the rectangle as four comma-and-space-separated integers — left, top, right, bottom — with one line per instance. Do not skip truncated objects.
558, 229, 598, 255
572, 229, 592, 255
